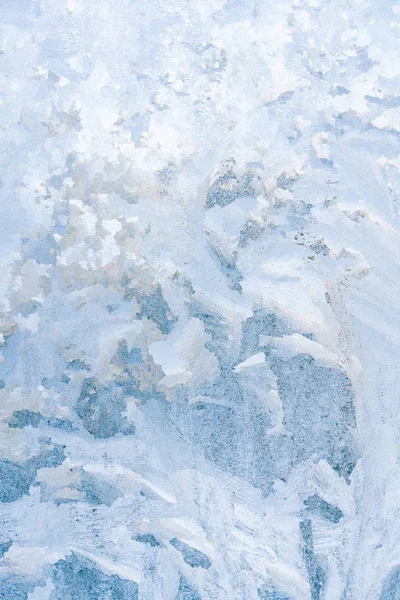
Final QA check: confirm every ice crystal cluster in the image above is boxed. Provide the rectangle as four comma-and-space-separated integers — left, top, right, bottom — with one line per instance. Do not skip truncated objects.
0, 0, 399, 598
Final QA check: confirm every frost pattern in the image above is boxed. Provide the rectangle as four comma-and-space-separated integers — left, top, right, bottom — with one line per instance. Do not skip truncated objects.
0, 0, 399, 598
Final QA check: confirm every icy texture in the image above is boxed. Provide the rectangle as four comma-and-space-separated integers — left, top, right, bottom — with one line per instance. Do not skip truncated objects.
0, 0, 399, 598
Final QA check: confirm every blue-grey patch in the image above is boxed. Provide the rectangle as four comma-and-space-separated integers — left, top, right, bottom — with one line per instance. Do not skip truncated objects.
21, 233, 58, 265
0, 380, 4, 390
239, 219, 265, 247
48, 417, 75, 431
364, 95, 382, 105
33, 234, 58, 265
309, 240, 329, 256
258, 587, 291, 600
200, 369, 243, 405
8, 410, 43, 429
240, 309, 292, 360
157, 166, 177, 184
0, 327, 23, 384
8, 410, 75, 432
48, 71, 60, 85
379, 565, 400, 599
300, 519, 326, 600
110, 352, 165, 408
206, 170, 254, 209
133, 534, 160, 547
42, 376, 68, 392
332, 111, 364, 133
51, 553, 138, 600
319, 158, 334, 168
49, 174, 65, 190
190, 402, 241, 475
303, 494, 344, 524
0, 539, 12, 558
66, 359, 90, 371
112, 341, 143, 367
75, 378, 132, 439
270, 354, 358, 480
333, 86, 350, 96
355, 49, 375, 73
54, 224, 67, 235
277, 173, 298, 190
187, 373, 287, 494
302, 333, 314, 340
325, 292, 331, 304
80, 471, 121, 506
169, 538, 212, 569
19, 301, 41, 318
132, 285, 177, 335
64, 152, 76, 177
0, 441, 65, 502
189, 302, 231, 369
30, 441, 66, 471
0, 580, 35, 600
176, 577, 202, 600
123, 112, 151, 145
0, 460, 37, 503
364, 95, 400, 109
185, 341, 357, 495
206, 242, 243, 293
